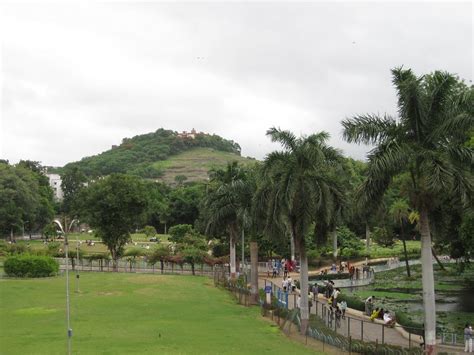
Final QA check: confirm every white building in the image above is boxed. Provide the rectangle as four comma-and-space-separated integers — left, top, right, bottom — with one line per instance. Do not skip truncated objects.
47, 173, 64, 201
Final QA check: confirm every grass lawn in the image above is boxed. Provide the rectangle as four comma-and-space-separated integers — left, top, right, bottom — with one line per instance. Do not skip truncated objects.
368, 240, 421, 259
0, 273, 317, 354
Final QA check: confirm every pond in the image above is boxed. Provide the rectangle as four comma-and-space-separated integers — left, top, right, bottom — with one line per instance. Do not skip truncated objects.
346, 285, 474, 313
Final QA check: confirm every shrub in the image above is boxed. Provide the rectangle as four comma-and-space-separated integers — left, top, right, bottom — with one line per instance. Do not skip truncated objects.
372, 227, 396, 248
396, 311, 423, 335
337, 293, 365, 312
4, 255, 59, 277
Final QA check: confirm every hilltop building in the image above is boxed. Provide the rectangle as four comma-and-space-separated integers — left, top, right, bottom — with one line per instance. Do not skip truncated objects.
177, 128, 205, 139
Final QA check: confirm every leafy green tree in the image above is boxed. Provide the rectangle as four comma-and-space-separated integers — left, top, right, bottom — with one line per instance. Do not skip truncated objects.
142, 225, 157, 239
178, 234, 208, 275
61, 166, 87, 215
148, 244, 171, 273
0, 162, 54, 238
168, 184, 205, 226
342, 68, 473, 351
79, 174, 149, 270
258, 127, 344, 334
168, 224, 194, 243
42, 223, 58, 240
204, 162, 252, 278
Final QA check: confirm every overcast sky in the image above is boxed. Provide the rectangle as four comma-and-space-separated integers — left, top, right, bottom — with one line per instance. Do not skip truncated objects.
1, 1, 472, 167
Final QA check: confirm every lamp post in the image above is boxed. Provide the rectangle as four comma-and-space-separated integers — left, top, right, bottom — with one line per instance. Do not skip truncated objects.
75, 222, 80, 293
54, 218, 78, 355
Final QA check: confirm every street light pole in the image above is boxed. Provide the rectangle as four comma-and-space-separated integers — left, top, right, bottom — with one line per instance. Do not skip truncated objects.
76, 225, 80, 293
54, 218, 77, 355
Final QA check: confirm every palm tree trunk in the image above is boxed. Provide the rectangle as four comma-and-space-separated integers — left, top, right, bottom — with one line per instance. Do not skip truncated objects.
365, 222, 371, 252
419, 208, 436, 354
332, 230, 338, 259
229, 230, 236, 278
299, 244, 309, 335
401, 223, 411, 277
290, 231, 296, 262
250, 242, 259, 304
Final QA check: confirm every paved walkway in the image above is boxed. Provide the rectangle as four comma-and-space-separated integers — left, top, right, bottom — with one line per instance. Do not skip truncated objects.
258, 260, 463, 354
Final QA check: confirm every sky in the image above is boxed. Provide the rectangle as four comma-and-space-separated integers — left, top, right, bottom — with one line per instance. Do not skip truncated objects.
0, 1, 472, 167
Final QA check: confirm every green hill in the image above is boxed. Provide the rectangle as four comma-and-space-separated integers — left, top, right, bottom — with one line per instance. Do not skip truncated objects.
154, 147, 256, 184
62, 128, 256, 183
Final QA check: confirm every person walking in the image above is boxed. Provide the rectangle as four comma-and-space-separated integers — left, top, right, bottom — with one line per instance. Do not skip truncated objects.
312, 283, 318, 302
340, 300, 347, 319
465, 323, 473, 353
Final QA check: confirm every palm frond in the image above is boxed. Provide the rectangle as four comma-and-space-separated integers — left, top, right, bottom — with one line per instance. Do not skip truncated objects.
266, 127, 298, 151
342, 114, 398, 144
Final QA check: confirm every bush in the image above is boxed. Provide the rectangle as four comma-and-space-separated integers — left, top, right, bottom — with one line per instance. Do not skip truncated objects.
337, 293, 365, 312
396, 311, 423, 335
372, 227, 396, 248
310, 273, 350, 281
4, 255, 59, 277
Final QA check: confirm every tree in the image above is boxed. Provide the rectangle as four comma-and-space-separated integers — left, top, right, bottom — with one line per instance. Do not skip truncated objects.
148, 244, 171, 274
389, 199, 412, 276
204, 162, 252, 278
79, 174, 149, 270
168, 224, 194, 243
61, 166, 87, 215
259, 127, 344, 334
177, 234, 208, 275
142, 225, 157, 239
342, 68, 473, 352
0, 162, 54, 238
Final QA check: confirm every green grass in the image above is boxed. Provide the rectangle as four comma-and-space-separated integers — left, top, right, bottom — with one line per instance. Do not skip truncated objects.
368, 240, 421, 259
152, 147, 256, 184
0, 273, 317, 354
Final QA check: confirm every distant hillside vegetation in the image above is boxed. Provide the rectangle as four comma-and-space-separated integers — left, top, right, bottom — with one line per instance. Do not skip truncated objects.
62, 128, 251, 180
155, 147, 256, 184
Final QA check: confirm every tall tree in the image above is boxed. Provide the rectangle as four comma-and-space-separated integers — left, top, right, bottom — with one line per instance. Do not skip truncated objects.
259, 127, 344, 334
79, 174, 149, 270
342, 68, 473, 353
204, 162, 252, 278
61, 166, 87, 215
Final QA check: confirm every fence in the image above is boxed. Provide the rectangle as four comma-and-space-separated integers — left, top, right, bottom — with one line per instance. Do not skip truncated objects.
213, 267, 251, 306
56, 258, 216, 276
261, 278, 463, 352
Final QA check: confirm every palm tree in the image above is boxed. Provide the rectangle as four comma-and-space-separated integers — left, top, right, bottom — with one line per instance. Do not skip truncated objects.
389, 198, 411, 277
260, 127, 344, 334
204, 162, 252, 278
342, 67, 473, 352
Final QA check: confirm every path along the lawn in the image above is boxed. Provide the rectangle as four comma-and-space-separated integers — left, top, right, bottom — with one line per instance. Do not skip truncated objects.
257, 259, 463, 354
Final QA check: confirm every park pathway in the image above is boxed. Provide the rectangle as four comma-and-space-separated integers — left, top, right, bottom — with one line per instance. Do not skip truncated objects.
257, 260, 463, 354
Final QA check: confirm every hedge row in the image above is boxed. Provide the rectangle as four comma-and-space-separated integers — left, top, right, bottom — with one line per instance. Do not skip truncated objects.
4, 255, 59, 278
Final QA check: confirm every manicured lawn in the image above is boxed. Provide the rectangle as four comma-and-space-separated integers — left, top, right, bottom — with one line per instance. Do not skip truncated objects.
0, 273, 316, 354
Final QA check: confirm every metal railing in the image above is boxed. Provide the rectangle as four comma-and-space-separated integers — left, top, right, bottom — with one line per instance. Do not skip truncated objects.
56, 258, 216, 276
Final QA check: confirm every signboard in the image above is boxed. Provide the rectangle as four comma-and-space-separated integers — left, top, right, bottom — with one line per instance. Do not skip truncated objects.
265, 285, 272, 293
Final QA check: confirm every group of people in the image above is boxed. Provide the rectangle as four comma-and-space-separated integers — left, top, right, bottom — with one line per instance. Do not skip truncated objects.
268, 258, 296, 278
365, 295, 396, 326
320, 280, 347, 328
281, 276, 296, 293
